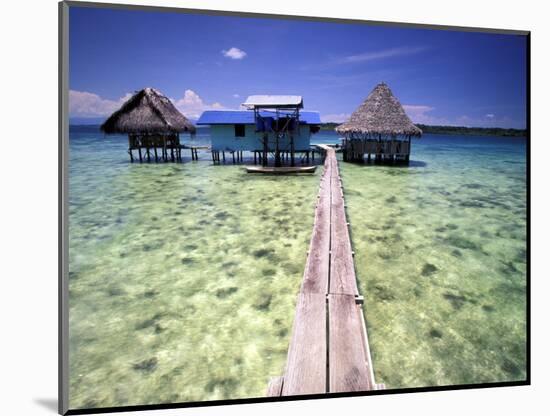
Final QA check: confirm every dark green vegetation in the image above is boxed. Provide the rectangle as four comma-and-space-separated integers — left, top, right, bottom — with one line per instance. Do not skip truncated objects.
319, 122, 340, 131
75, 122, 527, 137
415, 124, 527, 137
320, 122, 526, 137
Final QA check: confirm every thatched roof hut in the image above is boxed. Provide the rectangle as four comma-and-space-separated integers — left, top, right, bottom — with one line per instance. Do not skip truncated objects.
336, 83, 422, 138
101, 87, 196, 135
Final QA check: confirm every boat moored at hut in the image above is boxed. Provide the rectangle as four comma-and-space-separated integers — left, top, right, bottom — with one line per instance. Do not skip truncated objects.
101, 88, 196, 163
197, 95, 321, 166
336, 83, 422, 164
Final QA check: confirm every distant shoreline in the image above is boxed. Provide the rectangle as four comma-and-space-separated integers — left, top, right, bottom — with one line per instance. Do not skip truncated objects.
319, 122, 526, 137
69, 123, 527, 137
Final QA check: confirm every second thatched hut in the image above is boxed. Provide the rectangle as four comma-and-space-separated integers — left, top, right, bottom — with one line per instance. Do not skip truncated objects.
336, 83, 422, 164
101, 87, 196, 163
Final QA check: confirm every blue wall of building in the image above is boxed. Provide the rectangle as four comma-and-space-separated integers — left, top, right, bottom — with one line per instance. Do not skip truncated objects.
210, 125, 312, 152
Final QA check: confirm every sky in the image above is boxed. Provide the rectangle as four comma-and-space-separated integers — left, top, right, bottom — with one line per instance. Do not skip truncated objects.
69, 6, 528, 128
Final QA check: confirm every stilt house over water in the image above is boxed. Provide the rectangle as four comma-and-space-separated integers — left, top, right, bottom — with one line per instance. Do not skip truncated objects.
336, 83, 422, 164
101, 88, 196, 163
197, 95, 321, 166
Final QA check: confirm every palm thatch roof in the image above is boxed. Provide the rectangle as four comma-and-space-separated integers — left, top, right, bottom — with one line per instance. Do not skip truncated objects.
101, 88, 196, 135
336, 83, 422, 137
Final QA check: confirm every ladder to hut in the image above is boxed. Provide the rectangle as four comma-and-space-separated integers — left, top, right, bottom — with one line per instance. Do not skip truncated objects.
243, 96, 303, 167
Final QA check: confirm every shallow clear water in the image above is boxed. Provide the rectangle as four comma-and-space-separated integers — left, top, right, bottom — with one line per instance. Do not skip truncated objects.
68, 127, 526, 407
68, 126, 320, 408
339, 133, 527, 388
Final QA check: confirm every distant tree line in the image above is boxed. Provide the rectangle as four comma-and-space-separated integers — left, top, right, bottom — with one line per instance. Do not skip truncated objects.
72, 121, 527, 137
320, 122, 526, 137
415, 124, 527, 137
319, 122, 339, 130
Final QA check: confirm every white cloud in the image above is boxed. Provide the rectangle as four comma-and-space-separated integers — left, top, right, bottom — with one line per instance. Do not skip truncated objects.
69, 90, 132, 117
338, 46, 427, 64
171, 89, 226, 119
402, 106, 521, 128
402, 104, 436, 124
70, 89, 228, 120
233, 94, 240, 98
458, 114, 510, 128
321, 113, 351, 123
222, 47, 247, 60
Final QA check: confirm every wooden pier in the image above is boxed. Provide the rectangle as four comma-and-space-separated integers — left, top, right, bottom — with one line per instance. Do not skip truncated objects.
342, 138, 411, 164
336, 83, 422, 165
128, 138, 206, 163
267, 145, 384, 396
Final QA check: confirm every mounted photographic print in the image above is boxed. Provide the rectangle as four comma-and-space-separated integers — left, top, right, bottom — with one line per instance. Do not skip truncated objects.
59, 1, 530, 414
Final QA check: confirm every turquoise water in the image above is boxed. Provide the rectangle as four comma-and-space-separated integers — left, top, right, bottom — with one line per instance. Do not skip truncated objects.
68, 126, 527, 408
339, 133, 527, 388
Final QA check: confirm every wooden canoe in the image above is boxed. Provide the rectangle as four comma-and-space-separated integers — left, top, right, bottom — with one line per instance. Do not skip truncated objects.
245, 166, 317, 174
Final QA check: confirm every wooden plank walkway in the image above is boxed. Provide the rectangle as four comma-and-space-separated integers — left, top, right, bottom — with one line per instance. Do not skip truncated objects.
267, 146, 383, 396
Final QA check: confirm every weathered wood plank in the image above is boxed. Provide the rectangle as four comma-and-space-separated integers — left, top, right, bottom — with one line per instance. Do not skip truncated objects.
282, 292, 327, 396
328, 294, 373, 392
300, 164, 331, 294
275, 146, 380, 396
358, 296, 377, 386
266, 376, 284, 396
329, 156, 359, 295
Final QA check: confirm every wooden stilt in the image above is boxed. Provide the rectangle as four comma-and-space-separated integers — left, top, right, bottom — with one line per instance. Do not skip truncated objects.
138, 147, 143, 163
290, 135, 295, 167
275, 144, 281, 167
263, 134, 268, 167
407, 135, 411, 164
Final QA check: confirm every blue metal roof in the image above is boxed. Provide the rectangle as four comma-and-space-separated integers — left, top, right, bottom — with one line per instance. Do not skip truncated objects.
197, 110, 321, 125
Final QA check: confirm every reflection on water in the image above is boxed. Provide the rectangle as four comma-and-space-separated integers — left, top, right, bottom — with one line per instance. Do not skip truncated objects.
69, 127, 526, 407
